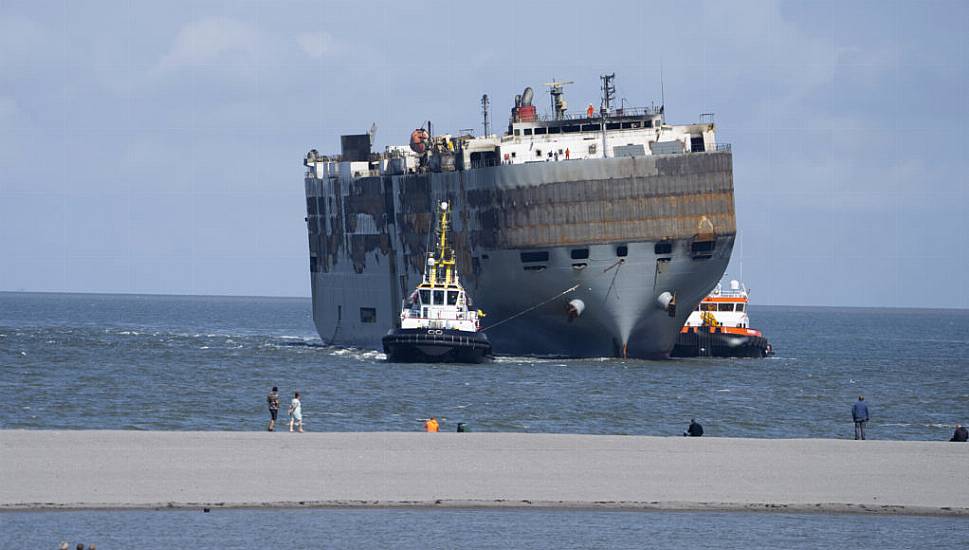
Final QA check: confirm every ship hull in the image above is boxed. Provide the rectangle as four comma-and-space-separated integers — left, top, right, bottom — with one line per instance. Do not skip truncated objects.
382, 328, 492, 363
671, 329, 772, 358
304, 152, 736, 358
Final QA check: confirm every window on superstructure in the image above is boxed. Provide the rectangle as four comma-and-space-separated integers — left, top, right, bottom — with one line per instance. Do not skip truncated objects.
718, 303, 734, 312
433, 290, 445, 305
736, 303, 745, 312
582, 123, 601, 131
419, 289, 431, 305
514, 129, 520, 136
563, 125, 580, 133
701, 303, 717, 312
570, 248, 589, 260
690, 136, 706, 152
606, 122, 621, 130
548, 126, 561, 134
534, 127, 547, 135
535, 149, 542, 157
643, 119, 653, 128
360, 307, 376, 323
616, 245, 628, 257
446, 291, 458, 306
524, 128, 533, 136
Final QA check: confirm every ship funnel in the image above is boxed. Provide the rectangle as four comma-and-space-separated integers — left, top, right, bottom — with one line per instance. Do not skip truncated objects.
521, 87, 534, 106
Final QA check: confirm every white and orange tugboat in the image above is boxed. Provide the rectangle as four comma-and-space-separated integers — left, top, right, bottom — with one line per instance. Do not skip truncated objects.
382, 201, 492, 363
671, 279, 773, 358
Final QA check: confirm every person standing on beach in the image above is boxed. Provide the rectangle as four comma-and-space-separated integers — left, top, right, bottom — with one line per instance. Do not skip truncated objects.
266, 386, 280, 431
852, 395, 870, 440
288, 391, 303, 433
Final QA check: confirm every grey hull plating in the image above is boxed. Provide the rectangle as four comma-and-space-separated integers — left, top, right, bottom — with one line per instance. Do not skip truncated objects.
304, 152, 736, 358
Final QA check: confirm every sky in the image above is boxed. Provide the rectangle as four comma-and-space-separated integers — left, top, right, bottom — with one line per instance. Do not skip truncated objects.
1, 0, 966, 308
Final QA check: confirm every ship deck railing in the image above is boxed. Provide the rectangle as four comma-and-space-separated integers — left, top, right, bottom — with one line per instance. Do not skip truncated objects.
525, 106, 664, 122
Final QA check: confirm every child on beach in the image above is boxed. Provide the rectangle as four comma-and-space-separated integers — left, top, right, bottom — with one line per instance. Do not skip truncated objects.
288, 391, 303, 433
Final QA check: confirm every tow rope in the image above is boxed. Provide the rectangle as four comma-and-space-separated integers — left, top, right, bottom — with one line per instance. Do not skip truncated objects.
481, 284, 580, 332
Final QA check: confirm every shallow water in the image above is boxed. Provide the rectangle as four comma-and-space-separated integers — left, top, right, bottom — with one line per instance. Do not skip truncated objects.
1, 292, 967, 439
3, 508, 967, 550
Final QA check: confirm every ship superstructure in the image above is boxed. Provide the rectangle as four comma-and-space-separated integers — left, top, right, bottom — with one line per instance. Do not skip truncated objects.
303, 74, 736, 358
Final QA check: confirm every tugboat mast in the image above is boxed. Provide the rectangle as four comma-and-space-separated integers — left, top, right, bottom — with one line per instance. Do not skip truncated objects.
428, 202, 455, 287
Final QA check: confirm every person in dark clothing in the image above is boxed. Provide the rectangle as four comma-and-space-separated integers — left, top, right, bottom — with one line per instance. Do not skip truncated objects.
684, 419, 703, 437
267, 386, 280, 431
852, 395, 870, 440
950, 424, 968, 442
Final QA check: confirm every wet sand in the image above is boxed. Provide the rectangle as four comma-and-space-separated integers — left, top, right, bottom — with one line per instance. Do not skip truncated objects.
1, 431, 966, 515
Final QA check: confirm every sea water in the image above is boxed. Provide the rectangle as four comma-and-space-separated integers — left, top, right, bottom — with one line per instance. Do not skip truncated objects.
2, 508, 967, 549
3, 292, 968, 547
2, 292, 966, 439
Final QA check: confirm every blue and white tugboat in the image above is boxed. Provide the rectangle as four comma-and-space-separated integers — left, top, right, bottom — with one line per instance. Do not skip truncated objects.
382, 201, 492, 363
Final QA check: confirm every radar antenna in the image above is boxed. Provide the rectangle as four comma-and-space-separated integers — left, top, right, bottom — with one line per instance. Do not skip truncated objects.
599, 73, 616, 114
544, 79, 574, 120
481, 94, 490, 137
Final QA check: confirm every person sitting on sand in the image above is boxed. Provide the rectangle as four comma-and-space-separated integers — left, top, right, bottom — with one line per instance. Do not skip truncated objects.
951, 424, 968, 442
288, 391, 303, 433
684, 418, 703, 437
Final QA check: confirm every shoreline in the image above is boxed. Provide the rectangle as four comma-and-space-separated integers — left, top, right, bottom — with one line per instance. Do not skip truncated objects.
2, 431, 967, 516
3, 501, 967, 517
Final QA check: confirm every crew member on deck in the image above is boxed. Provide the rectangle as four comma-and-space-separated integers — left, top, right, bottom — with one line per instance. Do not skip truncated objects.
424, 416, 439, 432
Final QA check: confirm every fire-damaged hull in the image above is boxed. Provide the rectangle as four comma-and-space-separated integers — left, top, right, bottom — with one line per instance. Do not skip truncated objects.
304, 151, 736, 359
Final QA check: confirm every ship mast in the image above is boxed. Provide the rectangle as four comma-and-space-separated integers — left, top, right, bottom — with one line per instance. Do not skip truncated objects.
428, 201, 455, 287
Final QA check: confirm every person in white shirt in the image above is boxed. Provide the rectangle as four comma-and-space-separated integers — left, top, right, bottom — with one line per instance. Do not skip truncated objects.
288, 391, 303, 433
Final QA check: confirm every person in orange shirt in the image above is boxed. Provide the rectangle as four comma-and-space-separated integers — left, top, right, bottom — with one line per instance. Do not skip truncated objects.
424, 416, 440, 432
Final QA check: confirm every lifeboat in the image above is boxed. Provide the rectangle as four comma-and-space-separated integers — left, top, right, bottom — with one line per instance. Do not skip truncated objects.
382, 201, 492, 363
671, 279, 773, 358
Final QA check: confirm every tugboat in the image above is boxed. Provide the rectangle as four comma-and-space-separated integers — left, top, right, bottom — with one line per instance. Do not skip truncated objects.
671, 279, 773, 358
382, 201, 493, 363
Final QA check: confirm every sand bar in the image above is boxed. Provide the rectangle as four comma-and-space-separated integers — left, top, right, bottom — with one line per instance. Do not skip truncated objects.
1, 430, 966, 515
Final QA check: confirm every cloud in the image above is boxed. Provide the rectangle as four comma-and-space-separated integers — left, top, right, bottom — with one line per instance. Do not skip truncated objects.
297, 31, 332, 59
158, 17, 263, 72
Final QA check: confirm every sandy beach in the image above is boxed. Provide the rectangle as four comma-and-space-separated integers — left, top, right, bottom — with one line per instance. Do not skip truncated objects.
1, 430, 966, 515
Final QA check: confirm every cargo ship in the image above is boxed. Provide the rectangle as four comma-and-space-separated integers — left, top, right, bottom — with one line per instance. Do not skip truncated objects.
303, 74, 736, 358
671, 279, 773, 358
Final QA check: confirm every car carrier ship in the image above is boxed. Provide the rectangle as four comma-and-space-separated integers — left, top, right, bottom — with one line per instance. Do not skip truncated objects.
302, 74, 736, 358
